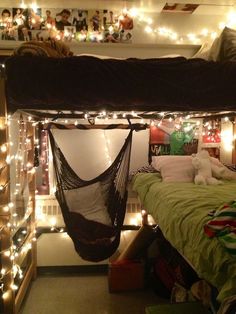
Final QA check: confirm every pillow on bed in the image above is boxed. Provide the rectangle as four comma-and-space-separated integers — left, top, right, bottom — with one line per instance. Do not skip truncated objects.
77, 53, 124, 60
129, 164, 159, 180
159, 54, 182, 58
208, 37, 221, 61
210, 157, 236, 180
191, 42, 211, 60
211, 157, 223, 166
208, 27, 236, 61
152, 156, 194, 182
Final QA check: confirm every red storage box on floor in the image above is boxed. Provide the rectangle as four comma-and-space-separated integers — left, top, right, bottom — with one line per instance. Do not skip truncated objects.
108, 259, 145, 292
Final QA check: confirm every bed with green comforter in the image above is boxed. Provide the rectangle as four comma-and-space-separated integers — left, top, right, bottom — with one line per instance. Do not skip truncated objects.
132, 173, 236, 304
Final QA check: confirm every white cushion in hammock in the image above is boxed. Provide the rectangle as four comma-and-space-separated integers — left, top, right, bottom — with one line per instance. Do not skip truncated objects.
64, 182, 112, 226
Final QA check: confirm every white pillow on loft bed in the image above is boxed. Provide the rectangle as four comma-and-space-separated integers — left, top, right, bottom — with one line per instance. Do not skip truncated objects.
77, 53, 182, 60
77, 53, 125, 59
208, 26, 236, 62
191, 42, 211, 60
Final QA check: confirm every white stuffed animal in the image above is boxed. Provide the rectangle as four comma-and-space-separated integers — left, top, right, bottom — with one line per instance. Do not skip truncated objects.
192, 150, 223, 185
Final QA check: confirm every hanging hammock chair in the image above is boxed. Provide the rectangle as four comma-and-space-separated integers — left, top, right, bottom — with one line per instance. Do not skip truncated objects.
47, 123, 141, 262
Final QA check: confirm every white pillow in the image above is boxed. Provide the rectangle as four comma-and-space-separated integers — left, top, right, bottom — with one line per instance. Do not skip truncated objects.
208, 37, 221, 61
211, 157, 224, 167
64, 182, 111, 226
191, 42, 211, 60
152, 156, 194, 183
211, 157, 236, 180
159, 54, 182, 58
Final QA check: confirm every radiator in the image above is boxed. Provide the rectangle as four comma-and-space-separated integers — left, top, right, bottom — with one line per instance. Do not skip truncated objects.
36, 197, 61, 216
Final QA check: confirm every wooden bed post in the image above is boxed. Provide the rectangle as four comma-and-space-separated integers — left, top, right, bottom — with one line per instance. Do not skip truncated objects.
0, 78, 15, 313
25, 121, 37, 281
233, 117, 236, 164
14, 119, 37, 314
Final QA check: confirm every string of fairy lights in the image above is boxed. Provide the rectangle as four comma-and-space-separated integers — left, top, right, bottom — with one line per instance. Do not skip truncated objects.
0, 234, 36, 300
0, 115, 37, 301
140, 10, 236, 44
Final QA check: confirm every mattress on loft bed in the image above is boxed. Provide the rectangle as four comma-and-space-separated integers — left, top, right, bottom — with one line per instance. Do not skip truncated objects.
132, 172, 236, 304
5, 55, 236, 113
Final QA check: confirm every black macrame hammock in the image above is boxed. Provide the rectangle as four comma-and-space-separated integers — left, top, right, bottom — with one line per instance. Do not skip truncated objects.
48, 123, 141, 262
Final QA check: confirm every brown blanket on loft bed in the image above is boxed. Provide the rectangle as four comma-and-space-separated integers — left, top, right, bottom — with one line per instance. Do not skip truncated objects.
13, 40, 73, 58
4, 54, 236, 113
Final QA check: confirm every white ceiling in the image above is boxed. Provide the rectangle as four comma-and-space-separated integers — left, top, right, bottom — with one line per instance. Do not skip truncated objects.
0, 0, 235, 15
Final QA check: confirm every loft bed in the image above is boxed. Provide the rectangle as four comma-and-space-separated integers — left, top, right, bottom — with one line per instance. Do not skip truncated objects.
3, 26, 236, 113
1, 33, 236, 313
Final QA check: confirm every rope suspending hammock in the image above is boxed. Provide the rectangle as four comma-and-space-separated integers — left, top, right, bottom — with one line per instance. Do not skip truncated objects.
47, 122, 146, 262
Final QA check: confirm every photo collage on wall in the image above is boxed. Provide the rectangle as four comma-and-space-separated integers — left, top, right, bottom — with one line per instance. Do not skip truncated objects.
201, 118, 221, 159
149, 119, 198, 162
0, 7, 134, 43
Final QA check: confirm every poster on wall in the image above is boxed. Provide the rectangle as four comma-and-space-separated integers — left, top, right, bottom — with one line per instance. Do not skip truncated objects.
202, 119, 221, 144
0, 7, 15, 40
201, 119, 221, 159
149, 121, 172, 160
149, 119, 198, 162
0, 7, 134, 43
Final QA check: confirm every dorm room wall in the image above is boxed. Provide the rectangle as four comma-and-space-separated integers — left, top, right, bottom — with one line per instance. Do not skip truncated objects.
49, 13, 233, 57
0, 6, 234, 58
221, 120, 234, 165
50, 123, 150, 181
